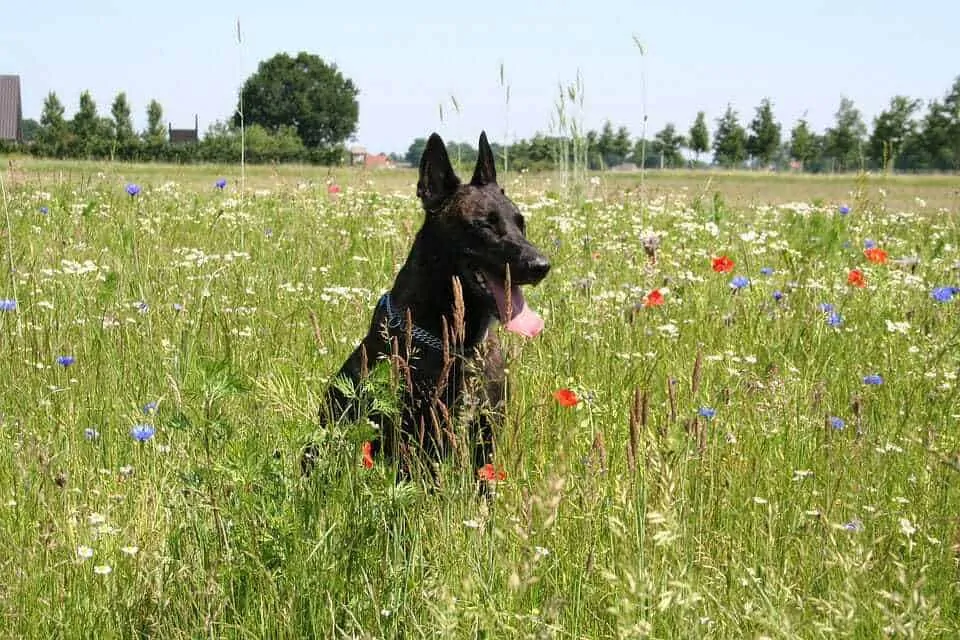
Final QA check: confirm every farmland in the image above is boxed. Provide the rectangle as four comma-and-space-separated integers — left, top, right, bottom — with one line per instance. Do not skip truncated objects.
1, 158, 960, 638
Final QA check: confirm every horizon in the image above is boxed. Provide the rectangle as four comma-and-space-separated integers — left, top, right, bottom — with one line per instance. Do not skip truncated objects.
5, 0, 959, 156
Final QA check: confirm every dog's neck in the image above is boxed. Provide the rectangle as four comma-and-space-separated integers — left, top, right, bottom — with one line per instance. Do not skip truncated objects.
388, 228, 493, 352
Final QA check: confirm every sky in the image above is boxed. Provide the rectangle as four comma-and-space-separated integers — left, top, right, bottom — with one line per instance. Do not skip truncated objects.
5, 0, 959, 156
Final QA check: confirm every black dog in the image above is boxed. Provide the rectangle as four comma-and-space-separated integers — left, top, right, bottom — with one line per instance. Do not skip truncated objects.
301, 131, 550, 487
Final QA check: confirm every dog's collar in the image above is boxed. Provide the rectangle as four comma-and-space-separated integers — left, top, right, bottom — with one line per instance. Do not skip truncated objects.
379, 293, 483, 354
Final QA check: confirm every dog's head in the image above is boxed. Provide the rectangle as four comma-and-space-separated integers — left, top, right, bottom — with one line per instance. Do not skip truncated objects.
415, 131, 550, 338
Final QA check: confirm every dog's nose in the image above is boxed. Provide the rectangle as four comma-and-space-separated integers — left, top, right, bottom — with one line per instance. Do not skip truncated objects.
526, 256, 551, 281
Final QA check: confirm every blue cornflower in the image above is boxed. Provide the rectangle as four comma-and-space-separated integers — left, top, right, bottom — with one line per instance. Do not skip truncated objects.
698, 407, 716, 419
130, 424, 155, 442
760, 267, 774, 276
215, 178, 227, 190
864, 238, 876, 249
931, 287, 957, 303
84, 427, 100, 441
142, 401, 158, 415
39, 206, 49, 215
819, 302, 834, 313
839, 204, 850, 215
56, 355, 75, 367
126, 184, 141, 197
829, 416, 845, 430
0, 298, 16, 312
843, 518, 863, 532
826, 312, 843, 327
841, 240, 852, 249
773, 290, 784, 301
730, 275, 750, 290
863, 374, 883, 385
135, 301, 149, 314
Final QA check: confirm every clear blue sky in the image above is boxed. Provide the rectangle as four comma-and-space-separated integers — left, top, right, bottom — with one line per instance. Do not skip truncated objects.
5, 0, 958, 155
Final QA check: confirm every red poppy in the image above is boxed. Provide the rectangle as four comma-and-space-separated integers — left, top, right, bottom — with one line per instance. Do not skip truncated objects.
643, 289, 664, 307
327, 183, 341, 195
847, 269, 866, 288
361, 441, 374, 469
477, 463, 506, 481
553, 388, 579, 407
864, 247, 887, 264
712, 255, 735, 273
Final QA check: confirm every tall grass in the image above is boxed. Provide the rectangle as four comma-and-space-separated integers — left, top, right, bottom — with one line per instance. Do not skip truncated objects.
1, 161, 959, 637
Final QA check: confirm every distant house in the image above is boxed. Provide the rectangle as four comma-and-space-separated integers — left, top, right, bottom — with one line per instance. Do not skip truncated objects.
349, 145, 367, 165
168, 115, 199, 144
348, 145, 394, 169
0, 75, 23, 143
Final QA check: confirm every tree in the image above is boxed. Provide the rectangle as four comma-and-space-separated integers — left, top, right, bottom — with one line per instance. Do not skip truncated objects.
144, 99, 166, 144
610, 125, 632, 167
688, 111, 710, 163
37, 92, 68, 157
235, 51, 359, 153
712, 105, 747, 168
746, 98, 781, 167
914, 100, 955, 171
824, 96, 867, 171
110, 92, 136, 158
596, 120, 616, 167
868, 95, 921, 171
789, 117, 818, 170
21, 118, 40, 143
652, 123, 685, 167
70, 91, 102, 158
406, 137, 428, 166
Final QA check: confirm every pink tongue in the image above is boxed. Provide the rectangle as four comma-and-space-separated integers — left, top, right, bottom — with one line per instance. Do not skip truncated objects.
490, 276, 544, 338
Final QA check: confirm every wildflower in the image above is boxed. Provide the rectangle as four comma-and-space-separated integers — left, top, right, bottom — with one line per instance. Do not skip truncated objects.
773, 290, 784, 301
730, 275, 750, 290
172, 303, 184, 312
863, 238, 876, 249
215, 178, 227, 190
76, 545, 94, 560
327, 184, 341, 195
760, 267, 774, 276
864, 247, 887, 264
126, 184, 141, 197
39, 206, 49, 215
698, 407, 716, 419
712, 255, 734, 273
130, 424, 155, 442
839, 204, 850, 215
847, 269, 866, 288
120, 545, 139, 556
899, 518, 916, 537
553, 388, 579, 407
477, 463, 506, 481
931, 286, 957, 303
142, 401, 158, 415
843, 518, 863, 532
361, 441, 374, 469
93, 565, 112, 575
819, 302, 834, 313
56, 355, 75, 367
0, 299, 16, 311
826, 312, 843, 327
829, 416, 845, 430
84, 427, 99, 441
643, 288, 664, 307
863, 374, 883, 385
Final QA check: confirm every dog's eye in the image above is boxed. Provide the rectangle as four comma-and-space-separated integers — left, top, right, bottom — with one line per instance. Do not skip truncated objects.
515, 214, 526, 232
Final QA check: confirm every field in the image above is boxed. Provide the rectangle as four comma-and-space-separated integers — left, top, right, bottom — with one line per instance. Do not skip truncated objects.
2, 157, 960, 638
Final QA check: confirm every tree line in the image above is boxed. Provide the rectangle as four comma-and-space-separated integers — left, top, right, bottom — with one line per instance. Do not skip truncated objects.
411, 75, 960, 174
6, 52, 960, 173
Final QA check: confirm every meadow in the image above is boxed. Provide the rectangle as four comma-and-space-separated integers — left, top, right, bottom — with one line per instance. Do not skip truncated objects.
2, 157, 960, 638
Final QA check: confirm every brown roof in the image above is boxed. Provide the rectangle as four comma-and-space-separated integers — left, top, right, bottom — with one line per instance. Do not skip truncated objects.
0, 75, 23, 142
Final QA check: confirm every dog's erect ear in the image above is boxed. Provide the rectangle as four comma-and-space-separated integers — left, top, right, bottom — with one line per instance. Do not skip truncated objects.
417, 133, 460, 210
470, 131, 498, 186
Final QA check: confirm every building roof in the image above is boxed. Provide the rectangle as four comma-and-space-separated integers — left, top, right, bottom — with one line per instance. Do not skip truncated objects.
0, 75, 23, 142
